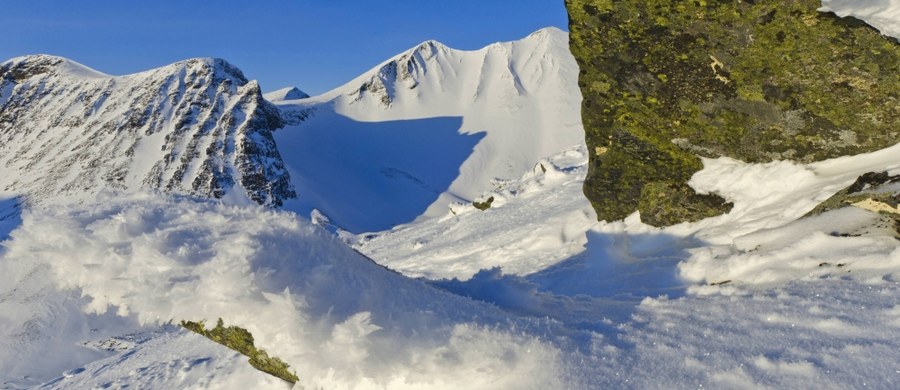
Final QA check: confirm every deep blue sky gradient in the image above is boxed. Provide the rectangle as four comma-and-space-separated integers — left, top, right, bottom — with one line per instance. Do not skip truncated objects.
1, 1, 568, 95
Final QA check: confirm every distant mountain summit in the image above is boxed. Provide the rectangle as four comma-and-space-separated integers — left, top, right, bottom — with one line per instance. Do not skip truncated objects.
0, 55, 296, 206
264, 86, 309, 102
273, 27, 585, 231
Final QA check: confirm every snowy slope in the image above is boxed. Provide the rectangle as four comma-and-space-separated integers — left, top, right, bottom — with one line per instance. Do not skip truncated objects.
0, 194, 566, 389
38, 327, 287, 389
355, 145, 596, 279
273, 27, 584, 232
0, 55, 295, 206
4, 142, 897, 389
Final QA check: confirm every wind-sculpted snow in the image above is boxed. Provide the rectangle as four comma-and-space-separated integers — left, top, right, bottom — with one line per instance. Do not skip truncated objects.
274, 27, 584, 232
0, 193, 565, 389
0, 55, 295, 206
38, 328, 285, 389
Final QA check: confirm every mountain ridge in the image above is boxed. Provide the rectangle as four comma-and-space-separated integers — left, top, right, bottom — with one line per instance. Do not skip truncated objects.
0, 27, 581, 233
0, 54, 295, 206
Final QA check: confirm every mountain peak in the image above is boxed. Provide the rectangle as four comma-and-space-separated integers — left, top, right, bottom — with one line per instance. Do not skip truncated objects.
163, 57, 249, 84
521, 27, 569, 49
411, 40, 449, 55
529, 26, 567, 39
1, 54, 108, 80
264, 86, 310, 102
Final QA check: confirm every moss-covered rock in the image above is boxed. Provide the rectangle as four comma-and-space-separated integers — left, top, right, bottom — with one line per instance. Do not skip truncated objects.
805, 171, 900, 236
566, 0, 900, 226
181, 318, 299, 384
473, 196, 495, 211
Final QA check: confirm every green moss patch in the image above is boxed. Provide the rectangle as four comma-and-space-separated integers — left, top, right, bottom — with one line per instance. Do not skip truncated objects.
181, 318, 299, 384
473, 196, 495, 211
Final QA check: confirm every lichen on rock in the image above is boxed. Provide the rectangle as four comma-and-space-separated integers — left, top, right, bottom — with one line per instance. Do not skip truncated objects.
566, 0, 900, 226
806, 171, 900, 236
181, 318, 299, 384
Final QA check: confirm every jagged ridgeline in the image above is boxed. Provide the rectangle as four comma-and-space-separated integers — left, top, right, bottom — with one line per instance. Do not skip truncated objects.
565, 0, 900, 226
0, 55, 296, 206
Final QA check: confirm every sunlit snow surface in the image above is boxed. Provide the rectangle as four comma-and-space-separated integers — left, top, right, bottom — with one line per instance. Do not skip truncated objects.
0, 194, 564, 389
2, 1, 900, 388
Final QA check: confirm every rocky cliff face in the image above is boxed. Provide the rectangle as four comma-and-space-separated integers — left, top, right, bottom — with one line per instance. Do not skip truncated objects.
0, 55, 296, 206
566, 0, 900, 226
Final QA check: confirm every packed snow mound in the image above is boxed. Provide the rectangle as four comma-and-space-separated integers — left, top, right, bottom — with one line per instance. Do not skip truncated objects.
264, 86, 309, 102
0, 193, 566, 389
273, 27, 584, 232
821, 0, 900, 38
0, 55, 295, 207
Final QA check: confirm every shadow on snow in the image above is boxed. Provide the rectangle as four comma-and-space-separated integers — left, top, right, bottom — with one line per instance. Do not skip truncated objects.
276, 112, 482, 233
0, 196, 23, 243
430, 229, 705, 348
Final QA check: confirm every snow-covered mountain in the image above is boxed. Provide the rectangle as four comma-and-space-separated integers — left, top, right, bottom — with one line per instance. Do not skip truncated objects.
0, 29, 581, 232
0, 55, 295, 206
273, 27, 584, 232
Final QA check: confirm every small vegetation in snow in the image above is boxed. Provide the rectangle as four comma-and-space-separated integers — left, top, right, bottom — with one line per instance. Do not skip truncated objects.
181, 318, 299, 384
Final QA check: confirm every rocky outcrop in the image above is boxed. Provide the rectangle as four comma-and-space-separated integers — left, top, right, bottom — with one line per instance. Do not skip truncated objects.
348, 41, 449, 108
806, 171, 899, 236
566, 0, 900, 225
0, 55, 296, 206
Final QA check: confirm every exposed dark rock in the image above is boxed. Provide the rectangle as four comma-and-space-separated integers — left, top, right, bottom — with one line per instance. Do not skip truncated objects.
806, 171, 900, 237
566, 0, 900, 226
473, 196, 495, 211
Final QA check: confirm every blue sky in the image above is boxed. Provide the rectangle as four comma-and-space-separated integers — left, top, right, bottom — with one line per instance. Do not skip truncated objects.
1, 1, 568, 95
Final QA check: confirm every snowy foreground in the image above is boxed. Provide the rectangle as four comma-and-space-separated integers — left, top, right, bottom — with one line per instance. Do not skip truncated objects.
2, 143, 899, 389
